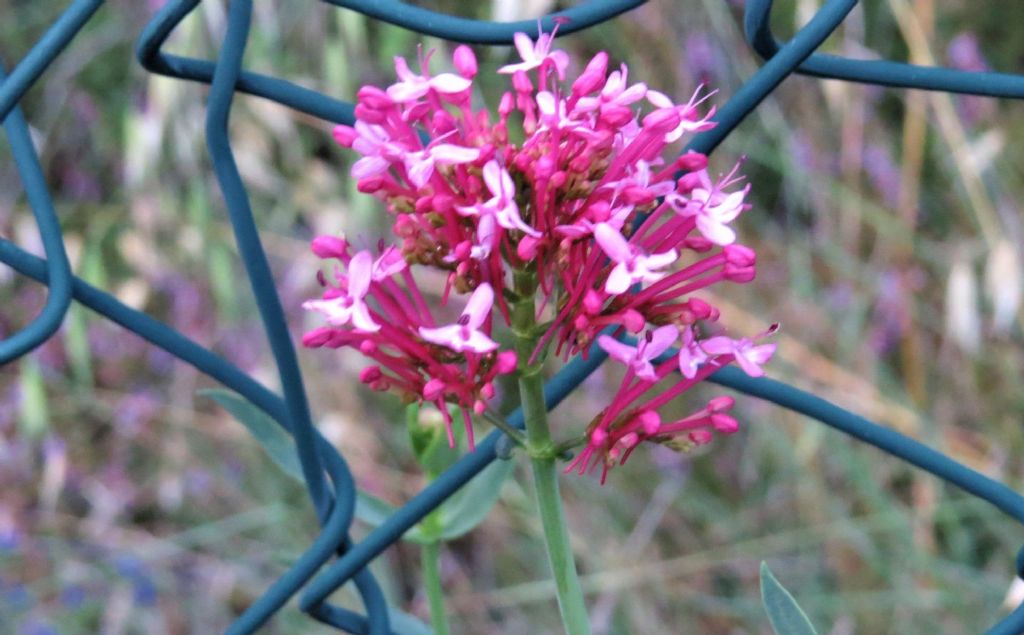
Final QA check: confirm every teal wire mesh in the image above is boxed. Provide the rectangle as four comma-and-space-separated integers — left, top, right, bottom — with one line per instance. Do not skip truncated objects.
2, 1, 1024, 633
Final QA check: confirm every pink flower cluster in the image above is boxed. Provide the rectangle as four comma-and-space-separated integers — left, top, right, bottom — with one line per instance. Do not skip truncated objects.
303, 32, 776, 476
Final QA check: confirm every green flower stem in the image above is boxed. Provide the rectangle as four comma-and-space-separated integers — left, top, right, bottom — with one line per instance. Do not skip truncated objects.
421, 513, 453, 635
512, 272, 592, 635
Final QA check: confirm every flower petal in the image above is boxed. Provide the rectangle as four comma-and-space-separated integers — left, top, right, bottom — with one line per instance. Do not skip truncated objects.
386, 80, 429, 103
696, 216, 736, 245
462, 283, 494, 329
418, 324, 462, 348
350, 300, 381, 332
700, 336, 736, 356
351, 155, 389, 180
430, 73, 472, 94
429, 144, 480, 164
646, 325, 679, 359
405, 154, 435, 188
593, 223, 631, 263
605, 263, 633, 295
346, 251, 374, 299
597, 335, 638, 366
461, 329, 499, 353
643, 249, 678, 271
512, 32, 536, 63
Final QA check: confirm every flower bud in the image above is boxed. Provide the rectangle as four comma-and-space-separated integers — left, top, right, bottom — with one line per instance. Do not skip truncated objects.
637, 410, 661, 435
723, 244, 756, 267
357, 85, 393, 109
512, 70, 533, 94
583, 289, 604, 315
495, 350, 518, 374
453, 45, 478, 78
423, 377, 446, 400
359, 366, 382, 384
311, 235, 348, 259
599, 105, 633, 127
517, 235, 540, 260
724, 263, 756, 283
642, 107, 681, 134
688, 429, 713, 445
676, 172, 702, 193
622, 309, 646, 333
686, 298, 714, 320
572, 51, 608, 96
353, 103, 386, 124
332, 125, 357, 147
707, 395, 735, 412
710, 413, 738, 434
676, 151, 708, 171
302, 327, 334, 348
431, 110, 457, 135
499, 92, 515, 116
683, 235, 713, 252
357, 176, 384, 193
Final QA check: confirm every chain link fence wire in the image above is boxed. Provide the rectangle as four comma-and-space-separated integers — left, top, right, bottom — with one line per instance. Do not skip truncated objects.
2, 0, 1023, 632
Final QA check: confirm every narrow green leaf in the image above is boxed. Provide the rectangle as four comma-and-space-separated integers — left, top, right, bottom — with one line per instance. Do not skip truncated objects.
354, 490, 433, 545
760, 562, 819, 635
198, 389, 304, 483
436, 459, 513, 541
18, 356, 48, 439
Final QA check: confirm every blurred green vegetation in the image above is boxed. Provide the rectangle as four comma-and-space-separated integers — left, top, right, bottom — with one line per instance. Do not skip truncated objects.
1, 1, 1023, 633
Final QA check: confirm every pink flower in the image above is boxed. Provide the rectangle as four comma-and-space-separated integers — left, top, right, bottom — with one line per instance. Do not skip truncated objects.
498, 32, 569, 79
302, 251, 380, 332
700, 326, 777, 377
348, 122, 404, 180
593, 223, 678, 294
371, 245, 406, 281
646, 86, 717, 143
403, 143, 481, 188
419, 283, 498, 353
676, 326, 709, 379
457, 160, 541, 237
597, 325, 677, 381
670, 168, 750, 246
575, 64, 647, 113
387, 55, 472, 103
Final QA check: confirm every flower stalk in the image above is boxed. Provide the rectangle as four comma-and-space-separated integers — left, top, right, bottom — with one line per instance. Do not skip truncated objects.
512, 271, 592, 635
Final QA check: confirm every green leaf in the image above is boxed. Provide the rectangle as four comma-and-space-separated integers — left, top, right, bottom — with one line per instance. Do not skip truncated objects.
760, 562, 819, 635
354, 490, 433, 545
353, 458, 512, 545
435, 458, 514, 541
198, 389, 304, 483
18, 356, 49, 439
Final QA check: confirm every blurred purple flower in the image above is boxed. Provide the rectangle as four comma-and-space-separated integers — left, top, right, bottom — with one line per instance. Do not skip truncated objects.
1, 579, 32, 610
17, 620, 55, 635
863, 144, 901, 209
947, 33, 995, 128
682, 33, 718, 87
59, 584, 86, 609
113, 554, 158, 606
113, 391, 161, 437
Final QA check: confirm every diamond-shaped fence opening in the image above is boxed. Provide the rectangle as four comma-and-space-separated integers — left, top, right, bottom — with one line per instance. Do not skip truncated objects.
2, 0, 1024, 633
